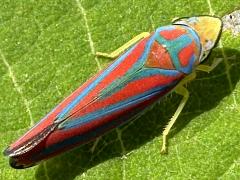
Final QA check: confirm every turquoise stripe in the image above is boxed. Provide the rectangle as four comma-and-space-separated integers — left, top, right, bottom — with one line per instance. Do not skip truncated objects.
100, 68, 181, 98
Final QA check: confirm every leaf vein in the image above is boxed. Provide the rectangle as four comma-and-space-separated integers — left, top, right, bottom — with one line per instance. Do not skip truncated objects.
75, 0, 102, 71
0, 48, 34, 127
206, 0, 237, 106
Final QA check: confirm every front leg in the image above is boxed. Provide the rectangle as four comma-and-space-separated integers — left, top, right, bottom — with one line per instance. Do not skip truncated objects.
196, 58, 223, 73
96, 32, 150, 59
196, 56, 235, 73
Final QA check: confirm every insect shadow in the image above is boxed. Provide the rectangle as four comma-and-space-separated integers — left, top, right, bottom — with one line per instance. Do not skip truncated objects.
35, 47, 240, 180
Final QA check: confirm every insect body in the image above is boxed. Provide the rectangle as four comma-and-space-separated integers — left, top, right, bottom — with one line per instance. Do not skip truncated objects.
4, 16, 222, 169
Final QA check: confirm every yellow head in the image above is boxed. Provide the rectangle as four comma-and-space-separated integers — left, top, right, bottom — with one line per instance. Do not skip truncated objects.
173, 16, 222, 62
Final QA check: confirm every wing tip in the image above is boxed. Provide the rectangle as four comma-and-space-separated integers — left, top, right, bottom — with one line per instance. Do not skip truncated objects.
9, 157, 36, 169
3, 146, 12, 156
4, 123, 58, 158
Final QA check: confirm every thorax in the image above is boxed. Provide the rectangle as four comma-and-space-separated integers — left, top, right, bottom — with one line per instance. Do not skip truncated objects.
144, 25, 202, 74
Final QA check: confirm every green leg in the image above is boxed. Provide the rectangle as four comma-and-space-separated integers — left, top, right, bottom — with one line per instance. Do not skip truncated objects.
196, 58, 223, 73
96, 32, 150, 59
196, 56, 235, 73
90, 137, 101, 153
161, 72, 196, 154
161, 86, 189, 154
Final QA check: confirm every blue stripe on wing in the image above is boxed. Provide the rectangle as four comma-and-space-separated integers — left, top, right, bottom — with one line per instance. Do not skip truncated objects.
59, 68, 182, 129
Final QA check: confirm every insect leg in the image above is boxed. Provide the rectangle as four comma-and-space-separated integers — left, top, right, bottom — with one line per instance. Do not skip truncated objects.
161, 86, 189, 154
161, 72, 196, 154
196, 56, 235, 73
96, 32, 150, 59
196, 58, 223, 72
90, 137, 101, 153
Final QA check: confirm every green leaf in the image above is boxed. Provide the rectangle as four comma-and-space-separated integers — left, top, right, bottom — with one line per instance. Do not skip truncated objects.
1, 0, 239, 179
